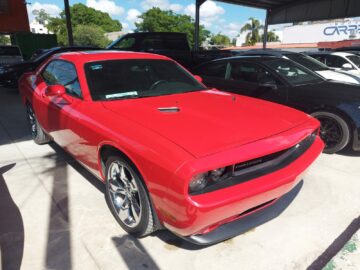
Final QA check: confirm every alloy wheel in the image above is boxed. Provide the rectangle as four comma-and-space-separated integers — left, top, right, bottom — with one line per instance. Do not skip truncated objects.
107, 161, 142, 228
27, 106, 37, 138
318, 115, 343, 149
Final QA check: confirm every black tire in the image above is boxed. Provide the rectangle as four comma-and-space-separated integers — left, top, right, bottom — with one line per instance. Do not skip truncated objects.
26, 104, 51, 145
311, 111, 350, 154
105, 155, 155, 237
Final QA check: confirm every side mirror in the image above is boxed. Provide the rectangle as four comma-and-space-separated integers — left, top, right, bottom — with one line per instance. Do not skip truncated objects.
261, 82, 278, 90
342, 63, 353, 70
194, 75, 203, 83
46, 84, 66, 97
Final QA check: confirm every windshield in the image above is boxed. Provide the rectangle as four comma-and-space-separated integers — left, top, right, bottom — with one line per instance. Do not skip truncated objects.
347, 55, 360, 68
285, 54, 329, 71
265, 59, 323, 86
0, 46, 21, 56
85, 59, 207, 101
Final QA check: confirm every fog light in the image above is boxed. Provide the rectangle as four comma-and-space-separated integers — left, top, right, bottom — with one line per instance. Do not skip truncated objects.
189, 173, 208, 192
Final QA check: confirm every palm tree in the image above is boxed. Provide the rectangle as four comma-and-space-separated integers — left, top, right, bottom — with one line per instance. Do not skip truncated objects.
262, 31, 280, 42
240, 17, 264, 46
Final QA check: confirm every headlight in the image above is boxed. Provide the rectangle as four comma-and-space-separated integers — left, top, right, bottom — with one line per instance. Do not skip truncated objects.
189, 173, 208, 192
189, 167, 228, 194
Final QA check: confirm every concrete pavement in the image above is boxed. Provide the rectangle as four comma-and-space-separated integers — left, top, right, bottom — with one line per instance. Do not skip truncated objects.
0, 87, 359, 270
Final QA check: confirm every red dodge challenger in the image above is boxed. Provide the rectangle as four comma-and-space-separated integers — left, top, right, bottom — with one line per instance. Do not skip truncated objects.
19, 51, 324, 245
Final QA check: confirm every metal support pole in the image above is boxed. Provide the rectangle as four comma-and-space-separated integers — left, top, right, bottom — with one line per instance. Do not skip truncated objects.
64, 0, 74, 46
263, 9, 269, 49
194, 0, 201, 51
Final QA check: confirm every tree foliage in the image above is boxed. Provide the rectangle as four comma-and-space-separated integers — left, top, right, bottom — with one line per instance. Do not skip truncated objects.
262, 31, 280, 42
47, 3, 121, 46
135, 8, 210, 48
73, 25, 109, 47
33, 9, 51, 25
210, 33, 231, 46
241, 17, 263, 46
0, 35, 10, 45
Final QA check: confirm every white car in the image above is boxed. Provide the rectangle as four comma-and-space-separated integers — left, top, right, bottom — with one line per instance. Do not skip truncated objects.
240, 49, 360, 85
308, 51, 360, 80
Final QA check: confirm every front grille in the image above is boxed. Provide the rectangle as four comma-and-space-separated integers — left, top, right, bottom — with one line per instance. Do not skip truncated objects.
234, 149, 287, 172
191, 132, 317, 195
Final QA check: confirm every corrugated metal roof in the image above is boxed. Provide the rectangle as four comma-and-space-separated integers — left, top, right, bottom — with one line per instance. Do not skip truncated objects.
215, 0, 360, 24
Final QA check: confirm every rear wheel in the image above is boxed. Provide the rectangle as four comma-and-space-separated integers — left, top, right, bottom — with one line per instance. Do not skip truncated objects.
311, 111, 350, 154
26, 104, 51, 145
105, 155, 155, 237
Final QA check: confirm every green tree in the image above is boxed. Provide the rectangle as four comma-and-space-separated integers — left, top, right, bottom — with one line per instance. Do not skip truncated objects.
241, 17, 263, 46
135, 8, 210, 48
0, 35, 10, 45
33, 9, 51, 25
210, 33, 231, 46
261, 31, 280, 42
47, 3, 122, 46
73, 25, 110, 47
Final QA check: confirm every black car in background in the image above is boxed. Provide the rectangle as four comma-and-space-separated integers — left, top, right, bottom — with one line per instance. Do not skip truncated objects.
107, 32, 234, 69
193, 56, 360, 154
236, 49, 360, 84
0, 46, 99, 88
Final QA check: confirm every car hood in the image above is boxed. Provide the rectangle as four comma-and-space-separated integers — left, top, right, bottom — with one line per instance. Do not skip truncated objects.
102, 90, 310, 158
316, 70, 360, 84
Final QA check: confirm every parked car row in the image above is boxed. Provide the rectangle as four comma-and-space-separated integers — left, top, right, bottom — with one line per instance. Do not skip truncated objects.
0, 46, 99, 88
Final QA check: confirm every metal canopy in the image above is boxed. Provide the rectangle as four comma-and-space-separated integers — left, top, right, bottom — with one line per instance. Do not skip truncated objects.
215, 0, 360, 24
194, 0, 360, 50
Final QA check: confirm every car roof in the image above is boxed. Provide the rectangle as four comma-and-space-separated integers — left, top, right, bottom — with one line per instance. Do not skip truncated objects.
210, 55, 283, 62
124, 32, 186, 36
238, 49, 297, 56
332, 51, 355, 57
55, 50, 171, 63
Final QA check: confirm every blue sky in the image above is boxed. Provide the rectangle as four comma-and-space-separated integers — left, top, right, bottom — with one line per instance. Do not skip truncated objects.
26, 0, 266, 38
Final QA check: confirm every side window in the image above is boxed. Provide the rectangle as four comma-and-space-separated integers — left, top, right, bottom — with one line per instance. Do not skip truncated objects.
42, 60, 82, 98
42, 61, 57, 85
112, 37, 136, 50
200, 62, 228, 79
141, 36, 165, 50
310, 55, 325, 64
229, 62, 276, 84
325, 55, 349, 68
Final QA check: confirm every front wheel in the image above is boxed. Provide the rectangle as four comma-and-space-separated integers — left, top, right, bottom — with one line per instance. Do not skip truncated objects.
105, 156, 155, 237
311, 111, 350, 154
26, 104, 51, 145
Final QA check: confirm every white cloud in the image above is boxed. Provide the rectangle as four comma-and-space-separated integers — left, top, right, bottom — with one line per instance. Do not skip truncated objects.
141, 0, 183, 12
27, 2, 61, 21
223, 22, 243, 38
86, 0, 125, 16
126, 9, 142, 23
184, 1, 225, 27
169, 4, 183, 12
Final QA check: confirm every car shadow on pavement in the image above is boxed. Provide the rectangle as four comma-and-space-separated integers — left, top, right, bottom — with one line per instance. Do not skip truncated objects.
49, 143, 105, 194
338, 147, 360, 157
112, 235, 160, 270
0, 163, 24, 270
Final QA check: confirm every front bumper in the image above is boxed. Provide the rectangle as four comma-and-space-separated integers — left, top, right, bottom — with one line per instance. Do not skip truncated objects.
352, 127, 360, 151
183, 180, 303, 245
163, 130, 323, 241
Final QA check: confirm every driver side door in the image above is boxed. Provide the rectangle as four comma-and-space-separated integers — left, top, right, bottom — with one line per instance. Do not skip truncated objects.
224, 61, 287, 104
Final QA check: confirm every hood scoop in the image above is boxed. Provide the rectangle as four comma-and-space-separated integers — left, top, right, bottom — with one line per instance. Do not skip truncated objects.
158, 107, 180, 113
